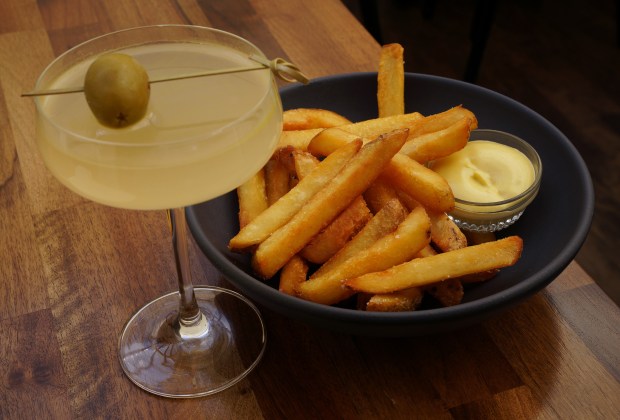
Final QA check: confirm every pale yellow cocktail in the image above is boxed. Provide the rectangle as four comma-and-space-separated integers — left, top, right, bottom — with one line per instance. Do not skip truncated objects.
36, 42, 281, 209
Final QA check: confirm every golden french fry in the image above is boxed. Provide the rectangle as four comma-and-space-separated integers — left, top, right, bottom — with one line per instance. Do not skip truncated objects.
307, 127, 358, 157
380, 153, 454, 212
415, 244, 437, 258
292, 150, 320, 179
335, 112, 422, 141
297, 206, 431, 305
345, 236, 523, 294
400, 116, 472, 163
279, 128, 322, 150
252, 129, 409, 279
283, 108, 352, 131
424, 278, 464, 307
301, 196, 372, 264
407, 105, 478, 138
377, 43, 405, 118
418, 228, 498, 284
457, 230, 500, 282
363, 178, 402, 214
292, 146, 377, 264
237, 169, 268, 229
428, 210, 467, 252
229, 140, 362, 251
395, 190, 420, 211
398, 194, 467, 252
271, 146, 299, 188
264, 158, 291, 205
292, 152, 372, 264
272, 145, 298, 173
278, 112, 424, 150
365, 287, 424, 312
279, 255, 309, 296
312, 198, 408, 279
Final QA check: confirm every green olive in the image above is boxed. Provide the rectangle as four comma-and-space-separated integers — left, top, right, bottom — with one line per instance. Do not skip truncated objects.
84, 53, 150, 128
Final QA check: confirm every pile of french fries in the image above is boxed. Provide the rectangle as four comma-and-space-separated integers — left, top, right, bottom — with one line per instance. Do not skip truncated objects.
229, 44, 523, 311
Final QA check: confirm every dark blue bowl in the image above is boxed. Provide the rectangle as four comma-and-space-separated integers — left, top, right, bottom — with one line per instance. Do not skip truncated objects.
187, 73, 594, 336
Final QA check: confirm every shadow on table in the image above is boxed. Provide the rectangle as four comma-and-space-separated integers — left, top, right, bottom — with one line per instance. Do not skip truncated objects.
250, 293, 560, 418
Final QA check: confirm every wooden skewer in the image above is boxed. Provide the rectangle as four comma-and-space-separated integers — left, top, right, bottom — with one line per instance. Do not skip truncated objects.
22, 55, 309, 97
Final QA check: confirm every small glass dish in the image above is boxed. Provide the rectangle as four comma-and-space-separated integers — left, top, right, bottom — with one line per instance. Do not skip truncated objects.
447, 129, 542, 232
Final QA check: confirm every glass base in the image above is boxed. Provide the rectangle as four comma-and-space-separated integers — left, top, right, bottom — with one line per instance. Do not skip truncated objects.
118, 286, 266, 398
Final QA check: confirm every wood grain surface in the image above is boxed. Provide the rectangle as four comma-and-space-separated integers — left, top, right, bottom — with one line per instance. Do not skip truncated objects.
0, 0, 618, 418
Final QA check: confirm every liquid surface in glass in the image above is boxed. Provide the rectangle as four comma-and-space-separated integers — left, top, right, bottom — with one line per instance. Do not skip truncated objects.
37, 42, 282, 210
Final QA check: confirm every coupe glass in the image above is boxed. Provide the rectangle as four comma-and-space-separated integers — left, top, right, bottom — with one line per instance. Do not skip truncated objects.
33, 25, 283, 397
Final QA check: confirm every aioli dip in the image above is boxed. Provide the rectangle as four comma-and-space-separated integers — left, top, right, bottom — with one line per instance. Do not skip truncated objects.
431, 140, 535, 205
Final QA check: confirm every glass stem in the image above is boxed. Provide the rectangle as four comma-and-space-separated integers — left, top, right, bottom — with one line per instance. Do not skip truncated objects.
169, 208, 201, 327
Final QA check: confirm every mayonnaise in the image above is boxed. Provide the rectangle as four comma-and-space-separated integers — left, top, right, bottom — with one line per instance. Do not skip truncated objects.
431, 140, 535, 204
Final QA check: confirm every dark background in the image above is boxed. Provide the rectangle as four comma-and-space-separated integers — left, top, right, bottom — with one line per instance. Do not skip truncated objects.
343, 0, 620, 305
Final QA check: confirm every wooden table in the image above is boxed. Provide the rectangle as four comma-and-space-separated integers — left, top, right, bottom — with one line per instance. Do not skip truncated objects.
1, 0, 618, 418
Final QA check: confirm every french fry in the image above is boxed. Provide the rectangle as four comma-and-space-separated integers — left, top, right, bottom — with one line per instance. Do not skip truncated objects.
252, 129, 409, 279
283, 108, 352, 131
365, 287, 424, 312
301, 196, 372, 264
278, 112, 424, 150
427, 210, 467, 252
293, 150, 320, 179
345, 236, 523, 294
327, 112, 423, 142
400, 116, 472, 163
312, 198, 408, 278
229, 140, 362, 251
380, 153, 455, 212
418, 227, 498, 285
395, 190, 420, 211
273, 147, 300, 188
363, 178, 402, 214
377, 43, 405, 118
264, 158, 291, 205
279, 128, 323, 150
272, 145, 298, 173
415, 244, 437, 258
407, 105, 478, 138
297, 206, 431, 305
292, 150, 373, 264
396, 193, 467, 253
307, 127, 358, 157
370, 244, 437, 310
459, 231, 500, 283
424, 278, 464, 307
237, 169, 268, 229
279, 255, 309, 296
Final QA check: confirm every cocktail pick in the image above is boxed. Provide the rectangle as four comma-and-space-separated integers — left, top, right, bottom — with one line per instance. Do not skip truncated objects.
22, 56, 309, 97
